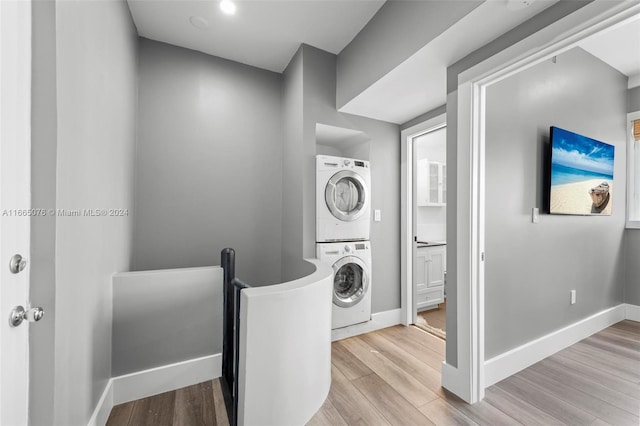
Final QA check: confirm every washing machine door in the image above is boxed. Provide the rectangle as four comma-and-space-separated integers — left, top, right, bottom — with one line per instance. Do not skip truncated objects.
325, 170, 368, 222
332, 256, 369, 308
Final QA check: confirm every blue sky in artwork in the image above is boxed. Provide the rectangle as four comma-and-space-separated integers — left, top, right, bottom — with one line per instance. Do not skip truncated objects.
551, 127, 614, 176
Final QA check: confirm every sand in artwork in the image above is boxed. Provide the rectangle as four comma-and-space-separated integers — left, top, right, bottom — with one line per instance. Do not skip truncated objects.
550, 178, 613, 215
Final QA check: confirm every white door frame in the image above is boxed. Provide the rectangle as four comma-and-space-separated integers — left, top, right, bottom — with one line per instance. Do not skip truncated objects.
0, 0, 33, 423
400, 115, 446, 326
396, 0, 640, 405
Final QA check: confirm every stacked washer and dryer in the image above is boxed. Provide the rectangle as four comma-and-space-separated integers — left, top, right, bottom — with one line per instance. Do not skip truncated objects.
316, 155, 372, 329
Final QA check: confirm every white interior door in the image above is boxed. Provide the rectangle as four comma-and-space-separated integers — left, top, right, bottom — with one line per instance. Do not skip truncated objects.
1, 0, 32, 424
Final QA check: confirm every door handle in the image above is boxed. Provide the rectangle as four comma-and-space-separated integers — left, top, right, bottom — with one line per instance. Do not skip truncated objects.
9, 306, 44, 327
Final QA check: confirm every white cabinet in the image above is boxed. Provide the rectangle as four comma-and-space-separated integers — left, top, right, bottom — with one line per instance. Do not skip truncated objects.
415, 245, 446, 310
417, 159, 446, 206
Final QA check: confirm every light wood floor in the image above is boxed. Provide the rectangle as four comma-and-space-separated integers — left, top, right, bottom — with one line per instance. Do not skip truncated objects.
417, 300, 446, 332
107, 320, 640, 426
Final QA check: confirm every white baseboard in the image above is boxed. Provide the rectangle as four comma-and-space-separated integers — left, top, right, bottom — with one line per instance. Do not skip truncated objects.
331, 308, 401, 342
87, 354, 222, 425
625, 303, 640, 322
484, 304, 626, 387
441, 361, 471, 403
87, 379, 114, 426
113, 353, 222, 405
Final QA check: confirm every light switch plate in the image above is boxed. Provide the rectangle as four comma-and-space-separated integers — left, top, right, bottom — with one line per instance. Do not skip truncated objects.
532, 207, 539, 224
374, 209, 381, 222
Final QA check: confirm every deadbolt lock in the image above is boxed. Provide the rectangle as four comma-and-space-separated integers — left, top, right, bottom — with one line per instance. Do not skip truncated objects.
9, 254, 27, 274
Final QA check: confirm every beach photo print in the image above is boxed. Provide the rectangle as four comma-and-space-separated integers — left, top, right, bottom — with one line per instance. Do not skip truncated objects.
549, 126, 615, 215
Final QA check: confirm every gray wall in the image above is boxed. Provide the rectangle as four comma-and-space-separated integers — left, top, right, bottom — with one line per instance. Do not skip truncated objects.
54, 1, 138, 424
337, 0, 482, 109
112, 267, 222, 376
30, 1, 57, 424
628, 86, 640, 113
300, 45, 401, 313
625, 86, 640, 305
445, 91, 459, 366
133, 39, 284, 286
445, 0, 594, 367
484, 47, 627, 358
281, 47, 312, 281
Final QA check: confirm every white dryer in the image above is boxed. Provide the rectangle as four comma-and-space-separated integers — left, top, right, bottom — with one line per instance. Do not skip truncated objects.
317, 241, 372, 329
316, 155, 371, 242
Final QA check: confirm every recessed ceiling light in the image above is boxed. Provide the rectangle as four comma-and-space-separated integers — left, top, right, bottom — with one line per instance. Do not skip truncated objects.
220, 0, 236, 15
189, 15, 209, 29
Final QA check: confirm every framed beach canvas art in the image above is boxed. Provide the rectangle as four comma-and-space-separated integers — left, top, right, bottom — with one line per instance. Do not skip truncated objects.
549, 126, 614, 215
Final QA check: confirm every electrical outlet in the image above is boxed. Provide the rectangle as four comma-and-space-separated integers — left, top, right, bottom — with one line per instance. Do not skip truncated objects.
570, 290, 576, 305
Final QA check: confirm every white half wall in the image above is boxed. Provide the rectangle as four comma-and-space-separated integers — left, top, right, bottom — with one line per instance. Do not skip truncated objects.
238, 260, 333, 426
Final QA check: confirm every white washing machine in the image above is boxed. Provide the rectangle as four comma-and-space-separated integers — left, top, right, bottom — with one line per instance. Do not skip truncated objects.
317, 241, 372, 329
316, 155, 371, 242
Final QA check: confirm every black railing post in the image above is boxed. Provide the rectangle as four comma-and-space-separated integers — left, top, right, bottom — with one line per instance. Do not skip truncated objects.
221, 248, 235, 387
221, 248, 253, 426
221, 248, 236, 425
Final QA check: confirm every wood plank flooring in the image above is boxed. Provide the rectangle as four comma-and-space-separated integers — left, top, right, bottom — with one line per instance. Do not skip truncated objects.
106, 379, 230, 426
107, 320, 640, 426
417, 301, 447, 332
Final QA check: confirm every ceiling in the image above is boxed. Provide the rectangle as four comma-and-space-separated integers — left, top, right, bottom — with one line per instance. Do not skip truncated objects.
578, 16, 640, 89
126, 0, 385, 73
127, 0, 639, 126
343, 1, 640, 123
339, 0, 561, 124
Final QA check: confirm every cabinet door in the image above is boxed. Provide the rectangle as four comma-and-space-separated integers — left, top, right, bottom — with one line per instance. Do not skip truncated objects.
415, 248, 428, 290
418, 161, 447, 206
425, 246, 445, 288
428, 162, 439, 204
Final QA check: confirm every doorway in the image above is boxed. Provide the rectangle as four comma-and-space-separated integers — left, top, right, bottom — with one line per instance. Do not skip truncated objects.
412, 125, 447, 339
449, 0, 640, 404
400, 112, 446, 332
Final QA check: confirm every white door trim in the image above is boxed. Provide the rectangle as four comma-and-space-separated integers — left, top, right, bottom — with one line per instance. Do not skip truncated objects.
400, 114, 446, 326
0, 0, 32, 423
453, 0, 640, 404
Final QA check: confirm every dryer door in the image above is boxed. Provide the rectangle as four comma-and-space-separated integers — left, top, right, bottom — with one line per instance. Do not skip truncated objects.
332, 256, 369, 308
325, 170, 368, 222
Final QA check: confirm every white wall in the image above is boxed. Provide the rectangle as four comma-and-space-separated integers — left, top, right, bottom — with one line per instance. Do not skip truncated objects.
54, 0, 138, 424
625, 86, 640, 306
238, 261, 332, 425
